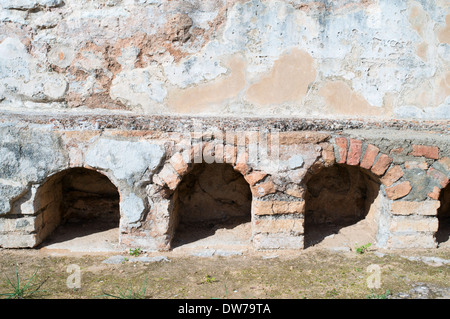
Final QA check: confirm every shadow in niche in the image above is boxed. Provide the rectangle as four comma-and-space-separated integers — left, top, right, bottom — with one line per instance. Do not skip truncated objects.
436, 185, 450, 246
304, 164, 380, 249
171, 163, 252, 249
34, 168, 120, 250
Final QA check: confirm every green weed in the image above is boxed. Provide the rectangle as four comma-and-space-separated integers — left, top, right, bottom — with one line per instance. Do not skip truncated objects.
0, 265, 47, 299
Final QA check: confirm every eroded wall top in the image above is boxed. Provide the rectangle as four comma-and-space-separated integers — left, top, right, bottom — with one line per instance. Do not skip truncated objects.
0, 0, 449, 119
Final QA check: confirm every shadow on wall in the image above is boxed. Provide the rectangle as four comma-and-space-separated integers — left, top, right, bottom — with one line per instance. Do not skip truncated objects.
170, 163, 252, 249
33, 168, 120, 247
304, 164, 381, 248
436, 184, 450, 246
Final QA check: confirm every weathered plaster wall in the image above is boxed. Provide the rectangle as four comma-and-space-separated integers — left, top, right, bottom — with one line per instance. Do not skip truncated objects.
0, 0, 448, 119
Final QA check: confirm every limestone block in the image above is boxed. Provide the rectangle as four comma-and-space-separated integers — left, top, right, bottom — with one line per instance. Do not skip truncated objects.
390, 200, 440, 216
253, 217, 304, 234
0, 127, 67, 185
121, 192, 145, 224
387, 234, 437, 249
0, 183, 27, 215
85, 138, 165, 184
389, 216, 439, 233
0, 0, 63, 10
278, 144, 321, 172
0, 215, 40, 233
253, 200, 305, 216
253, 233, 304, 250
0, 233, 38, 248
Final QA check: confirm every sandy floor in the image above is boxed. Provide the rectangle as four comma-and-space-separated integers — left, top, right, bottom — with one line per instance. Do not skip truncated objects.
37, 217, 395, 255
38, 222, 124, 253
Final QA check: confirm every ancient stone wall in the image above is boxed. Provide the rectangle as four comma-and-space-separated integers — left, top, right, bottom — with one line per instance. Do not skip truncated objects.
0, 0, 448, 251
0, 114, 448, 250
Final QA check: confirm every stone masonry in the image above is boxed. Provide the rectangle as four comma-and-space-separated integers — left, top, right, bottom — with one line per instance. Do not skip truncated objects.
0, 0, 449, 251
0, 114, 448, 250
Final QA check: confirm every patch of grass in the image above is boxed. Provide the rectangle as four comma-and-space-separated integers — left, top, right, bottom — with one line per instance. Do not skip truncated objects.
0, 265, 47, 299
129, 248, 142, 257
366, 289, 392, 299
0, 249, 447, 299
202, 274, 217, 284
325, 288, 339, 298
99, 277, 148, 299
355, 243, 372, 254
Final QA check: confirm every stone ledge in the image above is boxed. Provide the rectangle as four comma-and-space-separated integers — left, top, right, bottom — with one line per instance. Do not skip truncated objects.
253, 216, 304, 234
253, 200, 305, 216
386, 234, 437, 249
253, 233, 304, 250
0, 233, 38, 248
390, 200, 440, 216
0, 111, 448, 133
389, 216, 439, 233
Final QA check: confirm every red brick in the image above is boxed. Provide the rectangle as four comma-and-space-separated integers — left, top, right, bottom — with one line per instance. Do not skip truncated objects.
320, 142, 335, 167
427, 167, 449, 188
347, 138, 363, 166
251, 181, 276, 198
371, 154, 393, 176
334, 137, 348, 164
435, 157, 450, 172
234, 151, 250, 175
385, 181, 412, 200
390, 147, 404, 156
360, 144, 380, 170
381, 165, 404, 187
169, 152, 190, 176
427, 186, 441, 200
158, 164, 181, 190
409, 145, 439, 160
244, 171, 267, 186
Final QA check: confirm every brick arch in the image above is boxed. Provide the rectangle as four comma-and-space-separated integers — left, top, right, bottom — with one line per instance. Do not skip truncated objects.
149, 141, 275, 250
32, 166, 121, 247
152, 141, 271, 197
300, 138, 386, 248
328, 137, 449, 202
427, 165, 450, 201
328, 137, 407, 200
323, 137, 450, 249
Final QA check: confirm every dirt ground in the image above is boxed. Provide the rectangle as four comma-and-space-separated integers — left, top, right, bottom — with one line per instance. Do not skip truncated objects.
0, 221, 449, 300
